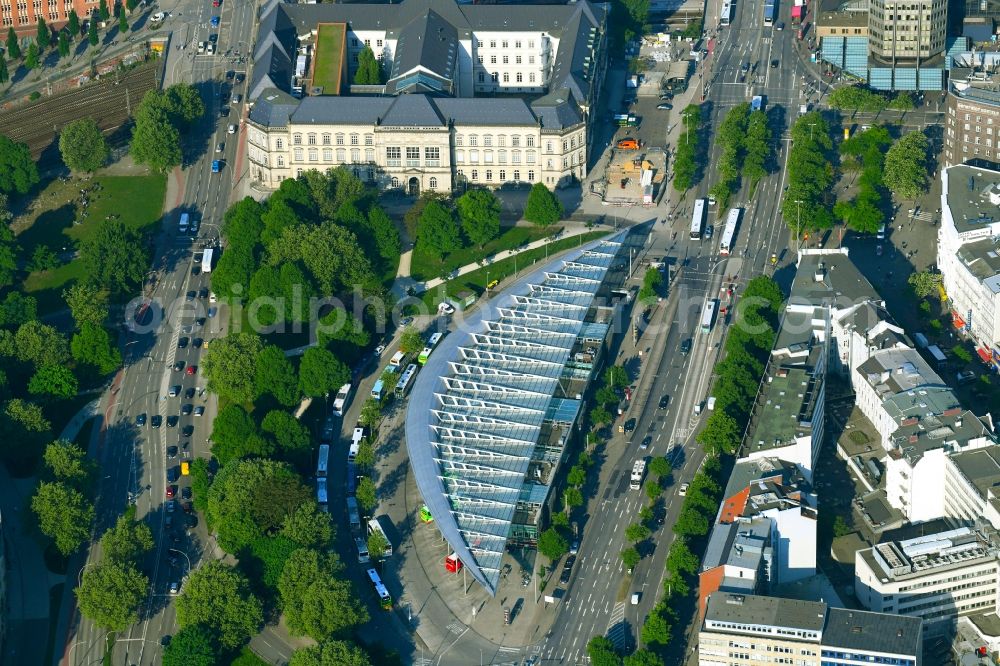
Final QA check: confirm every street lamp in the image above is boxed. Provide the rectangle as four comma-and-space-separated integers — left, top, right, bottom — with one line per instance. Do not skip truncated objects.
169, 547, 191, 576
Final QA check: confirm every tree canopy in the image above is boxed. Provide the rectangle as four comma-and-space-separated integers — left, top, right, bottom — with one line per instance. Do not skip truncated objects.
202, 333, 263, 404
99, 512, 154, 565
175, 562, 263, 649
299, 346, 350, 398
32, 481, 94, 555
162, 624, 218, 666
75, 561, 147, 630
59, 118, 109, 172
0, 135, 40, 194
354, 45, 383, 85
537, 527, 568, 562
78, 219, 149, 294
130, 104, 182, 173
290, 641, 372, 666
279, 548, 369, 640
416, 200, 461, 257
883, 131, 930, 200
456, 188, 501, 247
524, 183, 563, 226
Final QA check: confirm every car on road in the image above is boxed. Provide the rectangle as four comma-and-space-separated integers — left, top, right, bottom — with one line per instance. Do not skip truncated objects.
438, 302, 455, 315
656, 103, 673, 110
220, 107, 230, 118
776, 21, 784, 30
166, 485, 176, 498
570, 539, 579, 555
184, 387, 196, 399
178, 337, 189, 349
875, 244, 883, 257
182, 425, 194, 438
167, 466, 179, 483
186, 365, 197, 376
198, 288, 209, 299
206, 42, 215, 56
235, 73, 244, 83
208, 33, 218, 43
228, 124, 237, 134
185, 290, 195, 301
958, 370, 977, 384
169, 385, 181, 397
231, 93, 241, 105
208, 307, 217, 318
182, 486, 192, 500
192, 265, 201, 275
770, 59, 779, 68
136, 413, 147, 426
195, 317, 206, 327
182, 500, 193, 512
167, 415, 179, 428
640, 435, 652, 450
659, 93, 673, 101
169, 581, 179, 595
194, 406, 205, 417
400, 316, 414, 326
197, 41, 206, 54
173, 361, 185, 372
181, 403, 193, 415
152, 415, 163, 428
679, 483, 689, 496
375, 344, 386, 356
705, 225, 714, 239
560, 556, 576, 584
680, 338, 692, 355
623, 418, 636, 433
166, 446, 178, 458
211, 160, 222, 173
166, 500, 175, 513
658, 394, 670, 409
193, 337, 204, 348
210, 15, 220, 27
215, 143, 224, 153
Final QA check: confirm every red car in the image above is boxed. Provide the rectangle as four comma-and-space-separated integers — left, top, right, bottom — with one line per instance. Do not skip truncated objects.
186, 365, 197, 375
166, 485, 176, 498
213, 0, 220, 6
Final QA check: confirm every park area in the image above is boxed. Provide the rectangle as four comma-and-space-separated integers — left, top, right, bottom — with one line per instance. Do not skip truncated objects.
409, 224, 561, 282
311, 23, 346, 94
13, 173, 166, 313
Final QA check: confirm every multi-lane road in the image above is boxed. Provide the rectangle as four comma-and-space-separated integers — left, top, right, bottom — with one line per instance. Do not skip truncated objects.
60, 0, 255, 662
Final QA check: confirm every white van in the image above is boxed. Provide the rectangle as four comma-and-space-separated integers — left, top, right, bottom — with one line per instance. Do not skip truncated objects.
876, 224, 887, 240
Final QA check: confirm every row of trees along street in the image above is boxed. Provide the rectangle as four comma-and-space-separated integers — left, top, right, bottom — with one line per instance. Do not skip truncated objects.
710, 102, 772, 208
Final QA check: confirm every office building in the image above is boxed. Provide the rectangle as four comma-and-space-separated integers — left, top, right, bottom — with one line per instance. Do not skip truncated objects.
867, 0, 947, 63
699, 517, 774, 618
246, 0, 607, 192
946, 74, 1000, 169
698, 592, 923, 666
0, 0, 90, 38
856, 523, 1000, 625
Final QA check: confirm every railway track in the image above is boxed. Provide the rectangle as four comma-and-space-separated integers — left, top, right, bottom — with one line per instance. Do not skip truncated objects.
0, 61, 160, 156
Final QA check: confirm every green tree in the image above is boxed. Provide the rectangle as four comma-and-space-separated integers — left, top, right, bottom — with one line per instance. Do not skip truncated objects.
78, 218, 148, 294
0, 135, 39, 194
87, 17, 98, 46
696, 410, 742, 455
644, 480, 661, 501
359, 397, 382, 428
14, 320, 70, 368
282, 501, 333, 548
586, 636, 621, 666
564, 486, 583, 508
367, 528, 390, 560
67, 10, 79, 36
0, 53, 8, 85
266, 220, 377, 295
99, 0, 110, 20
648, 456, 672, 480
641, 604, 673, 645
210, 403, 270, 465
625, 522, 650, 543
290, 641, 373, 666
416, 200, 461, 256
279, 548, 368, 641
537, 527, 568, 562
908, 270, 942, 298
524, 183, 563, 226
162, 624, 218, 666
29, 364, 78, 398
36, 17, 49, 50
42, 439, 93, 489
130, 105, 182, 172
163, 83, 205, 127
59, 117, 109, 172
24, 42, 39, 69
262, 410, 311, 454
203, 332, 263, 404
666, 540, 699, 576
833, 514, 852, 538
355, 477, 377, 516
100, 512, 153, 564
884, 131, 929, 200
673, 506, 710, 537
298, 346, 350, 398
363, 205, 401, 263
70, 323, 121, 374
0, 292, 36, 327
63, 283, 109, 328
354, 440, 375, 470
620, 546, 640, 570
354, 45, 382, 85
57, 30, 70, 58
456, 188, 501, 247
175, 562, 263, 649
6, 27, 20, 59
0, 398, 52, 465
624, 650, 663, 666
589, 404, 612, 429
567, 465, 586, 487
398, 326, 424, 355
255, 344, 300, 406
190, 457, 211, 513
75, 561, 147, 630
118, 12, 127, 33
31, 481, 94, 555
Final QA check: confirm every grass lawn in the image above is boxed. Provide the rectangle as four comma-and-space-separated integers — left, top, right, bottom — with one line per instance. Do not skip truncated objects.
312, 23, 345, 93
15, 174, 167, 314
230, 647, 271, 666
418, 230, 608, 309
410, 225, 560, 282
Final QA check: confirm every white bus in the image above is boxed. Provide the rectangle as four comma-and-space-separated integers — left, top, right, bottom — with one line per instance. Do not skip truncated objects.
366, 568, 392, 609
316, 444, 330, 477
719, 208, 741, 256
701, 299, 718, 334
630, 459, 646, 490
371, 379, 385, 401
316, 477, 328, 511
395, 363, 418, 398
720, 1, 732, 25
333, 383, 352, 417
690, 199, 706, 239
418, 332, 443, 365
355, 536, 370, 563
387, 351, 406, 374
367, 516, 394, 557
201, 248, 214, 273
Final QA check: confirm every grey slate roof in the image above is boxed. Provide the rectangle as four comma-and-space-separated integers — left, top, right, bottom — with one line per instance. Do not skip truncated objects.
434, 98, 538, 126
388, 8, 459, 83
248, 89, 301, 127
790, 250, 881, 307
823, 607, 921, 656
704, 593, 828, 633
531, 92, 584, 129
380, 94, 446, 126
288, 96, 394, 125
250, 42, 295, 103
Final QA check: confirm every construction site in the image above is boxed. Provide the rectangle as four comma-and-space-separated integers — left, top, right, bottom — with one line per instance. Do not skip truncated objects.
599, 147, 667, 206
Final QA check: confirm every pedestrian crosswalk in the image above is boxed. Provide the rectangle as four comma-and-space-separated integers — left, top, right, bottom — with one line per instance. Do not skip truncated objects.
605, 602, 628, 651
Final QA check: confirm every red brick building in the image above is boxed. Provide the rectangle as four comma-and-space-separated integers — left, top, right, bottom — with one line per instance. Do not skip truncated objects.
2, 0, 101, 39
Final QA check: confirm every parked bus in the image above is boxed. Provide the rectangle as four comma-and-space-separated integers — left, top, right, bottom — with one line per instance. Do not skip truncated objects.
355, 536, 370, 564
178, 212, 189, 234
333, 383, 352, 417
371, 379, 385, 401
387, 351, 406, 374
764, 0, 776, 25
630, 459, 646, 490
720, 1, 731, 25
367, 516, 394, 557
316, 477, 328, 511
719, 208, 741, 256
395, 363, 418, 398
701, 299, 718, 334
418, 332, 443, 365
346, 461, 357, 496
690, 199, 706, 239
366, 568, 392, 609
346, 496, 361, 532
316, 444, 330, 478
201, 248, 214, 273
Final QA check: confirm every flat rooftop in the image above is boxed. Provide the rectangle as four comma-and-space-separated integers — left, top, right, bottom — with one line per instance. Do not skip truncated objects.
858, 525, 1000, 582
889, 409, 993, 465
789, 249, 880, 308
857, 347, 946, 398
823, 608, 921, 657
703, 592, 827, 634
744, 346, 823, 456
956, 235, 1000, 293
950, 445, 1000, 501
944, 164, 1000, 237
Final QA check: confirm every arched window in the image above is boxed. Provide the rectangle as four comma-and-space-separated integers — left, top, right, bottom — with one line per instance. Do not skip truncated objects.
429, 177, 438, 189
391, 177, 400, 188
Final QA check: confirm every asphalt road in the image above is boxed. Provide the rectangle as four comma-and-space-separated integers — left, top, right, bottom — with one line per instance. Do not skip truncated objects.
60, 0, 254, 662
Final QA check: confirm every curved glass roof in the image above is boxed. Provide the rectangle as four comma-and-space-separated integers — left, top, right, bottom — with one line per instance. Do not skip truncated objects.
405, 233, 625, 594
